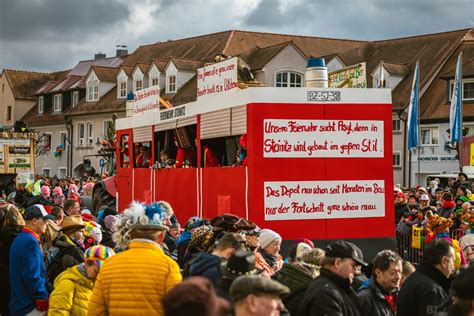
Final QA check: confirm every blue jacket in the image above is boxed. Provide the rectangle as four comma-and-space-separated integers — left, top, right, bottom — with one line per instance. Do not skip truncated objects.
9, 230, 49, 316
189, 252, 222, 287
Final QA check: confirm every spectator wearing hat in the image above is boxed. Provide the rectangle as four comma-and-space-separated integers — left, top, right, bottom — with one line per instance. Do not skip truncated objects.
189, 232, 246, 287
0, 205, 25, 316
101, 214, 118, 249
88, 202, 182, 315
275, 247, 325, 316
9, 205, 54, 316
394, 191, 410, 225
177, 216, 203, 267
163, 276, 230, 316
439, 192, 456, 219
216, 250, 260, 301
255, 229, 283, 277
230, 275, 290, 316
430, 188, 444, 208
48, 215, 87, 283
420, 194, 435, 214
298, 240, 367, 316
357, 250, 402, 316
49, 245, 115, 316
245, 225, 261, 251
164, 214, 180, 253
397, 239, 455, 316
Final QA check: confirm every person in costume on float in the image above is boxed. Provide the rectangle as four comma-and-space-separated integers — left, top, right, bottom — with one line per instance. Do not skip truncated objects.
239, 134, 248, 167
203, 143, 220, 167
135, 145, 151, 168
173, 136, 194, 168
425, 214, 467, 269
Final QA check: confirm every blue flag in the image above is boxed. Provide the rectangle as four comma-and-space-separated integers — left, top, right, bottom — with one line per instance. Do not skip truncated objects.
450, 53, 463, 144
407, 61, 420, 151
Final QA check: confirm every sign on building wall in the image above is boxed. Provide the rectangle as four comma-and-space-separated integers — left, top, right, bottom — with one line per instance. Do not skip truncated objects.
263, 119, 384, 158
328, 62, 367, 88
132, 86, 160, 115
197, 57, 238, 99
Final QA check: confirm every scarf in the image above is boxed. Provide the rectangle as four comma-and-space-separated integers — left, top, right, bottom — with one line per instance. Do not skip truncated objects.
176, 230, 191, 246
443, 200, 455, 209
258, 247, 277, 269
77, 263, 90, 279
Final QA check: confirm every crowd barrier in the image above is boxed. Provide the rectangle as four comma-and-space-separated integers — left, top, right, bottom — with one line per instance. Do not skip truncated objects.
396, 227, 464, 265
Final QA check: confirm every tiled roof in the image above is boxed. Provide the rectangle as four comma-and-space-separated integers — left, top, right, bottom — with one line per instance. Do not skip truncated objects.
169, 58, 203, 71
134, 63, 150, 74
247, 41, 300, 70
89, 66, 119, 82
383, 62, 408, 76
69, 56, 124, 76
365, 28, 471, 110
3, 69, 69, 99
117, 65, 134, 77
421, 37, 474, 122
67, 86, 125, 116
48, 75, 83, 93
150, 59, 167, 72
441, 58, 474, 78
35, 80, 60, 95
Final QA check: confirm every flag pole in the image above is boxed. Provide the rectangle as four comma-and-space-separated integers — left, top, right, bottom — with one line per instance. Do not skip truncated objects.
417, 61, 421, 186
459, 53, 463, 174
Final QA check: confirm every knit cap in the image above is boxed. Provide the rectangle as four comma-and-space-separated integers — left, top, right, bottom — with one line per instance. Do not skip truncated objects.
104, 214, 119, 231
259, 229, 282, 249
85, 245, 115, 268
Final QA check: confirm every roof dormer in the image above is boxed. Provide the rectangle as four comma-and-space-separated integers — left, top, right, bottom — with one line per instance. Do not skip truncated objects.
132, 64, 149, 92
85, 66, 117, 102
148, 63, 161, 88
371, 62, 407, 89
165, 61, 178, 94
86, 71, 99, 102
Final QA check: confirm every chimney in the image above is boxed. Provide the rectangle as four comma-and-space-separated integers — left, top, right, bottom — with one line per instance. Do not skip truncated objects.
116, 45, 128, 57
94, 52, 106, 60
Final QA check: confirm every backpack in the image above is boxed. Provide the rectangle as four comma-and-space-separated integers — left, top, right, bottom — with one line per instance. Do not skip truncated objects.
45, 245, 65, 290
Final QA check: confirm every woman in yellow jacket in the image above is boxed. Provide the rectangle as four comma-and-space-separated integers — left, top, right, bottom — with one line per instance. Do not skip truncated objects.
48, 245, 115, 316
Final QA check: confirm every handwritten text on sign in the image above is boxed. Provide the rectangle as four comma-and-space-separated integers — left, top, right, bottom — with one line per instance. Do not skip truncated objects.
263, 119, 384, 158
197, 57, 238, 99
133, 86, 160, 115
264, 180, 385, 221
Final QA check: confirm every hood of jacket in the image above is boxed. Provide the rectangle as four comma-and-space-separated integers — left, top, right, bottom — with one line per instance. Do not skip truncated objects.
189, 252, 221, 276
275, 263, 313, 293
53, 265, 93, 290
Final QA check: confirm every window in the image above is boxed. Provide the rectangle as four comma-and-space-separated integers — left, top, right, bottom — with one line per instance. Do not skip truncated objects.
60, 132, 67, 148
87, 122, 94, 146
393, 152, 401, 167
42, 168, 51, 177
275, 71, 303, 87
103, 120, 113, 137
449, 79, 474, 101
168, 75, 176, 93
78, 123, 85, 146
421, 127, 439, 146
392, 118, 402, 133
87, 80, 99, 101
71, 91, 79, 107
119, 81, 127, 98
151, 77, 159, 87
134, 79, 143, 92
7, 106, 12, 121
38, 96, 44, 113
42, 133, 52, 154
53, 94, 62, 112
465, 126, 474, 136
58, 167, 67, 178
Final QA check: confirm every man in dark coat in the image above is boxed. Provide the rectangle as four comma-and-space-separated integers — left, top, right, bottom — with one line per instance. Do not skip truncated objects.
357, 250, 402, 316
298, 240, 367, 316
396, 239, 455, 316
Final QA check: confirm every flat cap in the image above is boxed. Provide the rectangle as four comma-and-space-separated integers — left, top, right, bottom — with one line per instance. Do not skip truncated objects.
230, 275, 290, 303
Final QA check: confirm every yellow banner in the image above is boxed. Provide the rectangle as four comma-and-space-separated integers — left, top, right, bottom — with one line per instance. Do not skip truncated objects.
470, 143, 474, 166
411, 226, 422, 249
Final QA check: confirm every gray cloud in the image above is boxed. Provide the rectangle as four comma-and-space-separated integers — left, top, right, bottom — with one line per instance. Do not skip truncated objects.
0, 0, 472, 72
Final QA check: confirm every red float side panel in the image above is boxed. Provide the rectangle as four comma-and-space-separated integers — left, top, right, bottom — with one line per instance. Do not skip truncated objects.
201, 167, 247, 220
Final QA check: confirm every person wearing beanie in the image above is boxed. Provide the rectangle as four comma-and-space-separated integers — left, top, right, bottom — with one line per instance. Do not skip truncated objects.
255, 229, 283, 277
394, 191, 410, 225
101, 215, 118, 249
439, 192, 456, 219
49, 245, 115, 316
459, 213, 474, 265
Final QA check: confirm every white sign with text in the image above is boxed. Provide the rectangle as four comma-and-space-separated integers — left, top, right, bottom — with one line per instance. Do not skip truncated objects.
133, 86, 160, 115
197, 57, 238, 100
263, 119, 384, 158
264, 180, 385, 221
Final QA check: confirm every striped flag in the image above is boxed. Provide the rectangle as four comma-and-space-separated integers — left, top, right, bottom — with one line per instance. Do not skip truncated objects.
379, 61, 385, 88
407, 61, 420, 151
450, 53, 463, 144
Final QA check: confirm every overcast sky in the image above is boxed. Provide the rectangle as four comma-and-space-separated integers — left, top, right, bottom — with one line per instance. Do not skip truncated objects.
0, 0, 473, 73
